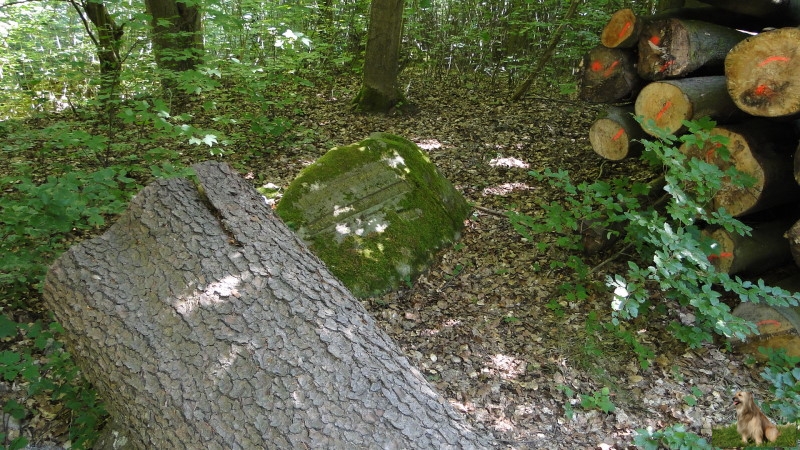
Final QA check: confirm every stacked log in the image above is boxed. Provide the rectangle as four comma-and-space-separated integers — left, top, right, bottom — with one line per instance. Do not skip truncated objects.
578, 4, 800, 356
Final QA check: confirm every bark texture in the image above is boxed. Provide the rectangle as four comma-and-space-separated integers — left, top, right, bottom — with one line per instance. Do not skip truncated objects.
636, 18, 747, 80
43, 161, 490, 449
353, 0, 406, 112
634, 75, 744, 136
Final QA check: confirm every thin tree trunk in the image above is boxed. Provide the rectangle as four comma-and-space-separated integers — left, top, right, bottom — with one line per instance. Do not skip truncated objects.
353, 0, 406, 112
70, 0, 124, 120
509, 0, 580, 102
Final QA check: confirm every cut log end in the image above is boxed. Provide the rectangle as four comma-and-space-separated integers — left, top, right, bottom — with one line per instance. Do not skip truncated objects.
726, 28, 800, 118
589, 118, 634, 160
635, 82, 693, 135
601, 8, 640, 49
732, 302, 800, 361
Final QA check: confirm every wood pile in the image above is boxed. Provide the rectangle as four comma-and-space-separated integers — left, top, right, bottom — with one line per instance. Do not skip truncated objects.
578, 2, 800, 357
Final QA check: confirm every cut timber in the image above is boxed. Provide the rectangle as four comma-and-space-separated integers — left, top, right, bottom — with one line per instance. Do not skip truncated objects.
725, 28, 800, 119
42, 161, 491, 449
732, 301, 800, 360
601, 7, 776, 49
679, 121, 800, 216
589, 105, 648, 160
635, 76, 744, 136
796, 139, 800, 184
703, 219, 794, 275
579, 46, 642, 103
601, 9, 642, 48
637, 18, 748, 80
698, 0, 800, 24
785, 218, 800, 267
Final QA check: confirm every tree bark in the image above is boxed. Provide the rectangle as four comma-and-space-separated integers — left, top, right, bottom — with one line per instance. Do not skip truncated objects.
43, 161, 491, 449
696, 0, 800, 24
353, 0, 406, 112
634, 75, 745, 136
144, 0, 204, 104
600, 7, 772, 49
703, 218, 794, 275
679, 121, 800, 217
588, 105, 647, 160
578, 46, 642, 103
637, 18, 748, 80
725, 27, 800, 119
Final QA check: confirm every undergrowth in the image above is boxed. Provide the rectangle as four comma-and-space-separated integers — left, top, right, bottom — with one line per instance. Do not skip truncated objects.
509, 117, 800, 448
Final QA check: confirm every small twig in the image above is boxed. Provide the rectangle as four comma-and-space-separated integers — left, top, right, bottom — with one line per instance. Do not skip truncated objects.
472, 205, 507, 217
589, 241, 634, 275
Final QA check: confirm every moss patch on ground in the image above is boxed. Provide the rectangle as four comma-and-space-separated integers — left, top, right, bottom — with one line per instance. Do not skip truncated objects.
275, 132, 469, 297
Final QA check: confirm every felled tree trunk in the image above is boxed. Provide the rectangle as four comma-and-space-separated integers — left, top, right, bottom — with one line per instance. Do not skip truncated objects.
725, 27, 800, 119
698, 0, 800, 23
578, 46, 643, 103
679, 121, 800, 217
588, 105, 648, 160
635, 76, 745, 136
637, 18, 747, 80
43, 161, 491, 449
703, 218, 794, 275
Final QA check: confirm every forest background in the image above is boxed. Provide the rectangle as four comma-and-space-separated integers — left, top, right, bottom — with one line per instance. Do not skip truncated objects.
1, 0, 799, 448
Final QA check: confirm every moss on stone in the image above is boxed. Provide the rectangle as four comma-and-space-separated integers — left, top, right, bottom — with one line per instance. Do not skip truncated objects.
276, 133, 469, 297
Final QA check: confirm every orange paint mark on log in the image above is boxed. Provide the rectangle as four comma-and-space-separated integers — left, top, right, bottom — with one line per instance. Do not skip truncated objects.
707, 252, 733, 261
617, 21, 632, 39
655, 101, 672, 120
758, 55, 790, 67
705, 142, 722, 162
591, 60, 603, 72
659, 60, 674, 73
754, 84, 775, 97
602, 60, 620, 77
649, 35, 660, 46
611, 128, 624, 141
757, 319, 782, 328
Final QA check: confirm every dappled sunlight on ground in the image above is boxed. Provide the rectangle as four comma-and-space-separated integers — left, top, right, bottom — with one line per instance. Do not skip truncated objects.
481, 182, 535, 196
488, 156, 530, 169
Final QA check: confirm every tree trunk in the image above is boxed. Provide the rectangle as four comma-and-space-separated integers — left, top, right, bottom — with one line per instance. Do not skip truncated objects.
697, 0, 800, 23
725, 27, 800, 119
144, 0, 204, 104
588, 105, 647, 160
600, 7, 771, 49
679, 121, 800, 217
703, 218, 795, 275
637, 18, 747, 80
578, 46, 643, 103
732, 274, 800, 360
70, 0, 124, 120
634, 75, 745, 136
509, 0, 581, 102
353, 0, 406, 113
42, 161, 491, 449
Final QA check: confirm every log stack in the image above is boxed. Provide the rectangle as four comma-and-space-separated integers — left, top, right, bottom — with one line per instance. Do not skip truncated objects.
578, 2, 800, 357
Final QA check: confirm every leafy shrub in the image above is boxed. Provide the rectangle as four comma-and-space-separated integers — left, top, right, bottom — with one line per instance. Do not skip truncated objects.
510, 118, 800, 448
0, 167, 137, 301
0, 317, 106, 449
510, 118, 800, 348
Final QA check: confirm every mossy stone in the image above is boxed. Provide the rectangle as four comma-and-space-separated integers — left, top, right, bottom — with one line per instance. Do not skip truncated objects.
275, 133, 469, 298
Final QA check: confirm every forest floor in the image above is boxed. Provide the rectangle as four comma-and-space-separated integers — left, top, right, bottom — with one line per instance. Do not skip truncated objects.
1, 74, 782, 449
